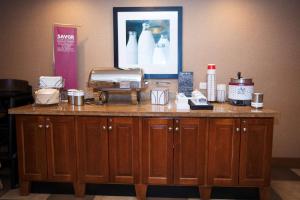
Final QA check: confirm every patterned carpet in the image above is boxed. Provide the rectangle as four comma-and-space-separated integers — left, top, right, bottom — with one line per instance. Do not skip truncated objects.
0, 168, 299, 200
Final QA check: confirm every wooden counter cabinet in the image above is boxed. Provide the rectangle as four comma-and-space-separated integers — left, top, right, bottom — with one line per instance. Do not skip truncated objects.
207, 118, 273, 199
16, 115, 76, 195
10, 102, 277, 200
76, 116, 139, 196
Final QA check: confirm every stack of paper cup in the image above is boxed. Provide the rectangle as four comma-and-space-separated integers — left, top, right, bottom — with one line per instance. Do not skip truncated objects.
217, 84, 226, 103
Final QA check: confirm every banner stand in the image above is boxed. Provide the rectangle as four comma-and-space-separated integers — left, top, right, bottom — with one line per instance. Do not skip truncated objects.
53, 24, 80, 90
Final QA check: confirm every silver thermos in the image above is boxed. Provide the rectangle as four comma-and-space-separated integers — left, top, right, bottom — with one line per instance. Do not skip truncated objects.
251, 93, 263, 108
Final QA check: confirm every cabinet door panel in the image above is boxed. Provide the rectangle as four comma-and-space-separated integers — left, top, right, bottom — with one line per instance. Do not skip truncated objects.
174, 118, 207, 185
46, 116, 76, 181
239, 118, 273, 186
16, 116, 47, 181
142, 118, 173, 184
77, 117, 109, 183
109, 117, 139, 183
207, 118, 240, 185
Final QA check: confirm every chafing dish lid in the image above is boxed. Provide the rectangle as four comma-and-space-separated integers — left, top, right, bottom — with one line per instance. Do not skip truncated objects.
89, 68, 143, 82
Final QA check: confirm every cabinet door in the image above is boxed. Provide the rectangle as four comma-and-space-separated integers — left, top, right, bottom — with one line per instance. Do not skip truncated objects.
77, 117, 109, 183
239, 118, 273, 186
174, 118, 207, 185
109, 117, 139, 183
46, 116, 76, 181
16, 115, 47, 181
142, 118, 173, 184
207, 118, 240, 185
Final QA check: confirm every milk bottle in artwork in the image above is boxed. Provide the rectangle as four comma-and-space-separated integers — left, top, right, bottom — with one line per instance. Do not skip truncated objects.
153, 43, 167, 64
138, 22, 155, 65
158, 34, 170, 60
125, 31, 138, 65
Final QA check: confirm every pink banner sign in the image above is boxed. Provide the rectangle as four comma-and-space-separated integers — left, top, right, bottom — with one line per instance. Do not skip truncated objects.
54, 26, 77, 89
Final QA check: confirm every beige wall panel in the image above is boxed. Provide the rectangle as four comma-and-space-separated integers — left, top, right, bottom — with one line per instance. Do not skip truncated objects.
0, 0, 299, 157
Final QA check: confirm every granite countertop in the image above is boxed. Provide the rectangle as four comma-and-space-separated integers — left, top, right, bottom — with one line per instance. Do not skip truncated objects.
8, 101, 278, 118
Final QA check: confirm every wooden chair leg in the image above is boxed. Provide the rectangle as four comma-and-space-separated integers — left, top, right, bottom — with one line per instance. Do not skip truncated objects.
199, 186, 212, 200
135, 184, 147, 200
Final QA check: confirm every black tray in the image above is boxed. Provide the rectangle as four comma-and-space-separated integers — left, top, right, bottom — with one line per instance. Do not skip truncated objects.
188, 99, 214, 110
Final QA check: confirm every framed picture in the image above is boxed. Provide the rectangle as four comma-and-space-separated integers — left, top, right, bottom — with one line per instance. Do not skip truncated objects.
113, 7, 182, 79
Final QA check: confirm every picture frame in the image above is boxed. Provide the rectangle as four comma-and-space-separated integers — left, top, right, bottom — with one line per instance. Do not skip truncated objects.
113, 7, 182, 79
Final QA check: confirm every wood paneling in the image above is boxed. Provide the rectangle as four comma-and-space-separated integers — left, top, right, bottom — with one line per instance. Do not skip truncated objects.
207, 118, 240, 185
174, 118, 207, 185
46, 116, 76, 181
109, 117, 139, 183
15, 114, 274, 199
16, 115, 77, 194
207, 118, 273, 188
77, 117, 109, 183
77, 117, 139, 184
142, 118, 173, 184
239, 118, 273, 186
16, 115, 47, 181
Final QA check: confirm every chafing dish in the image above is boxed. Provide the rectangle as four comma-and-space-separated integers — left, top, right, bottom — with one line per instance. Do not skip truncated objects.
88, 68, 147, 104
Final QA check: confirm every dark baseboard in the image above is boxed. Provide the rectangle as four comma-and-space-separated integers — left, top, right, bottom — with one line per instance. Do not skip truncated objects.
272, 157, 300, 168
29, 183, 260, 199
